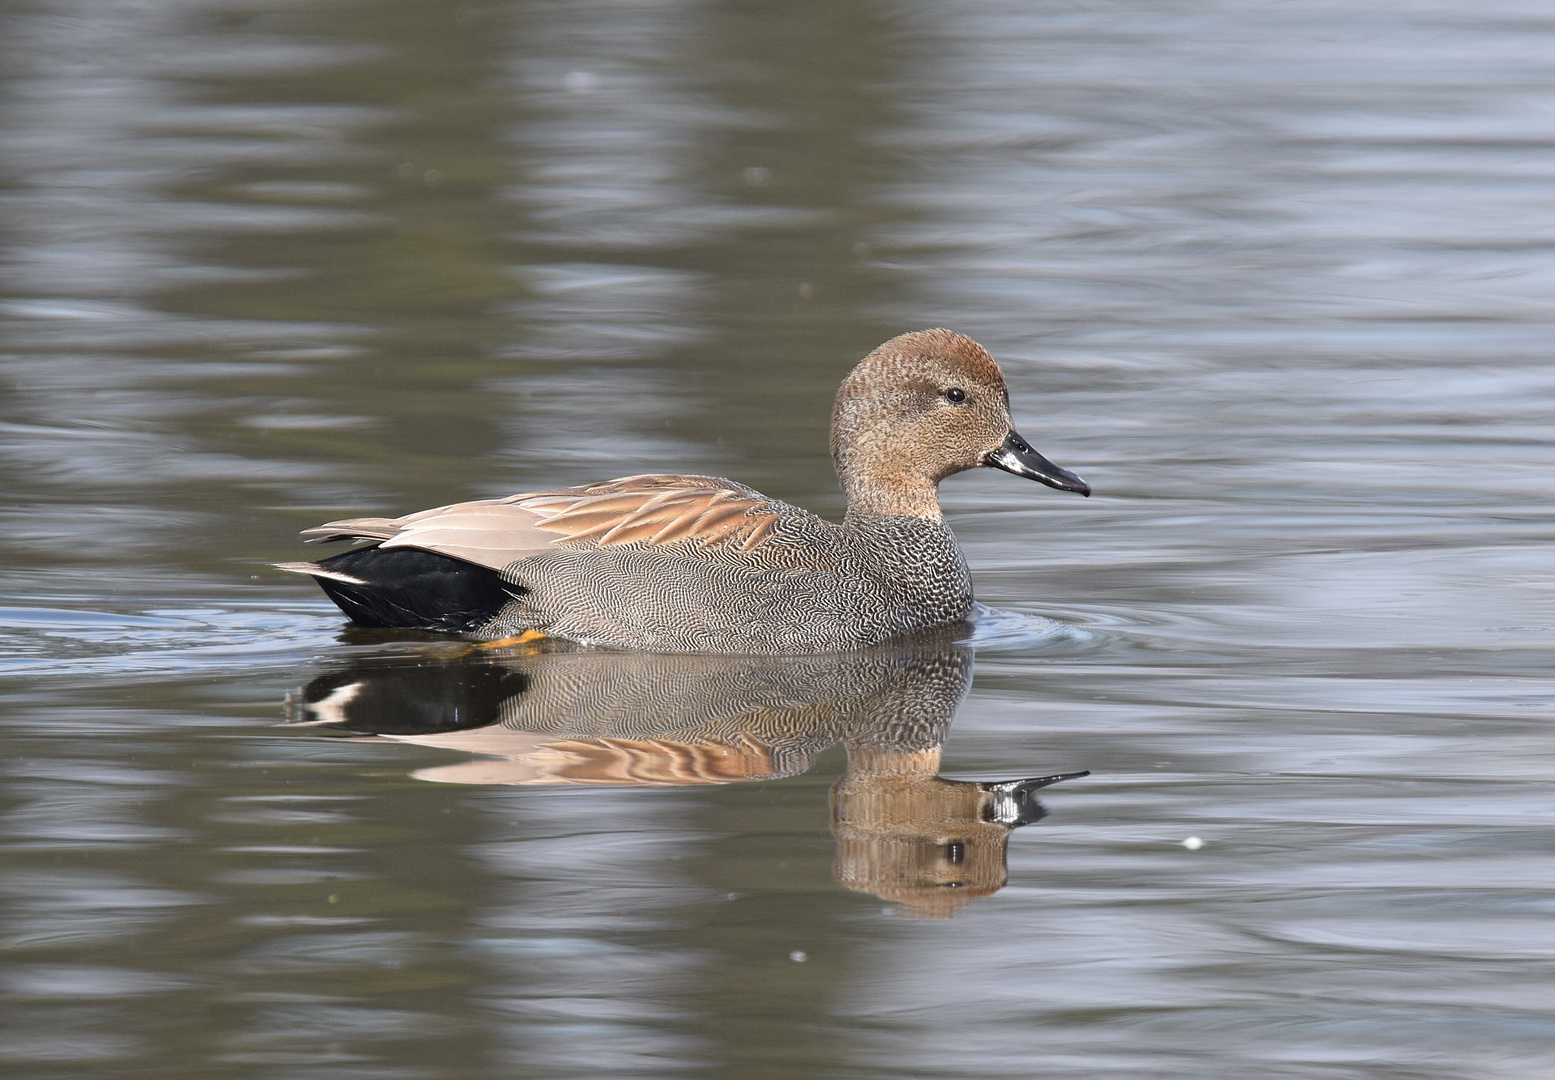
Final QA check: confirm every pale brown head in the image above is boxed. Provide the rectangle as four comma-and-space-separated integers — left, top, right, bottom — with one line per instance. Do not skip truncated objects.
831, 329, 1090, 519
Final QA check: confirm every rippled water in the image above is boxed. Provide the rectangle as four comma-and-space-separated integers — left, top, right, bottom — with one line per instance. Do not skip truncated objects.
2, 1, 1553, 1077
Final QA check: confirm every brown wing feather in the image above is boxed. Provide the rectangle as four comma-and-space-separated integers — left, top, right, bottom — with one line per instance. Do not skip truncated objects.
648, 503, 720, 544
559, 474, 763, 498
590, 491, 735, 546
681, 500, 756, 543
299, 517, 406, 544
523, 481, 783, 552
594, 511, 682, 547
738, 515, 778, 551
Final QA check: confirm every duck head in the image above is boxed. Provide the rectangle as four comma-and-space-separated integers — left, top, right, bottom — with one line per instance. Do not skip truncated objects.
831, 329, 1090, 519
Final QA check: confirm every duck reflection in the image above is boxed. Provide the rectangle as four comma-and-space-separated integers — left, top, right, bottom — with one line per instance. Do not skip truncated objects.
286, 635, 1084, 916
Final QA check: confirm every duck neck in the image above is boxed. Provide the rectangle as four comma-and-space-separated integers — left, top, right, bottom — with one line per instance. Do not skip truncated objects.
840, 469, 943, 525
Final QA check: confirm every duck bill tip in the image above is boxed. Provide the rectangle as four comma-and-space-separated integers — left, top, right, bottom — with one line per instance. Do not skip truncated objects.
984, 431, 1091, 496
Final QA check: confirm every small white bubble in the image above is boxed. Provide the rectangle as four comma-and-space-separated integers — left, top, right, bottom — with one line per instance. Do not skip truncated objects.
743, 166, 770, 186
798, 282, 814, 299
1182, 836, 1204, 850
564, 71, 597, 93
789, 950, 807, 963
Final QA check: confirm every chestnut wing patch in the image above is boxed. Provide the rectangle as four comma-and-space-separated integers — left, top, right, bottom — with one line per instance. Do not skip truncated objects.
516, 479, 781, 553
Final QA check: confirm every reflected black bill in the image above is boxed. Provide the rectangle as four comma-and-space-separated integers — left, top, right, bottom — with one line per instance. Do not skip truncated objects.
984, 430, 1091, 496
983, 770, 1091, 827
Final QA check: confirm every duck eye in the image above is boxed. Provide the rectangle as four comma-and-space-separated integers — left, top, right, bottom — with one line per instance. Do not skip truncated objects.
944, 387, 967, 403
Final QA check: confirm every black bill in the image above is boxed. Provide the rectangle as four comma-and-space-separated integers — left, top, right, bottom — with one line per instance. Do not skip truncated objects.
984, 430, 1091, 496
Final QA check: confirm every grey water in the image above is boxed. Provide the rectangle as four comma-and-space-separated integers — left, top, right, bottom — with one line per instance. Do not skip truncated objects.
1, 0, 1553, 1076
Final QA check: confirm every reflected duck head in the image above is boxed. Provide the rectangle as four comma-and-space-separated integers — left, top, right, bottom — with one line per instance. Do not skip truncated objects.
831, 747, 1087, 918
831, 329, 1090, 518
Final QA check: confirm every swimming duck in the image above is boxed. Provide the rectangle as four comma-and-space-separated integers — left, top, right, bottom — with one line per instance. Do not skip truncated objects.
278, 329, 1089, 652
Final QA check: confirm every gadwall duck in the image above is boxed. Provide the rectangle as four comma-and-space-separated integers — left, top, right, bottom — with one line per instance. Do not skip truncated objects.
278, 329, 1089, 652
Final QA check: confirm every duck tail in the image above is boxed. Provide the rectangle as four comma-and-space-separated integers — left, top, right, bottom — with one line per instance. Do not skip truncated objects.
273, 560, 369, 586
278, 546, 519, 634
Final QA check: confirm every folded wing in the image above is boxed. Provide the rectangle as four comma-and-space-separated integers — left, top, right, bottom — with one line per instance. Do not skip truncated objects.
299, 473, 787, 571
